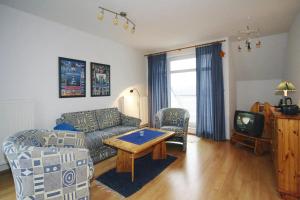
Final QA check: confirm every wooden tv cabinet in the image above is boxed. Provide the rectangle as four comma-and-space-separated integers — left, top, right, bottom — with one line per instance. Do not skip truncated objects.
270, 107, 300, 200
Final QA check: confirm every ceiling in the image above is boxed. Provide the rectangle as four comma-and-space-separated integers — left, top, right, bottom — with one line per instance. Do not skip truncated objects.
1, 0, 300, 53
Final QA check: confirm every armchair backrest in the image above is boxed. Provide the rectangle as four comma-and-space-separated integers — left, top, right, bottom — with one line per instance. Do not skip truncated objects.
160, 108, 190, 127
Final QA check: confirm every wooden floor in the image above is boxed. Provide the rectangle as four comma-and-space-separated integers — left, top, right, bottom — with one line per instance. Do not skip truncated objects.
0, 135, 281, 200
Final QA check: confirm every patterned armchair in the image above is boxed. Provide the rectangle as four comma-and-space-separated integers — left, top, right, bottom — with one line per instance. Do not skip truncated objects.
155, 108, 190, 151
2, 129, 94, 200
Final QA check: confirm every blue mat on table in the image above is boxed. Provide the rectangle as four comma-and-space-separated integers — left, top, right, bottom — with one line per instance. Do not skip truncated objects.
96, 154, 177, 198
118, 129, 165, 145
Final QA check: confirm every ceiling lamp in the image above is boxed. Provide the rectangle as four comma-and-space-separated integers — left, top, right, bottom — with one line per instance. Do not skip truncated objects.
237, 25, 262, 52
97, 6, 136, 33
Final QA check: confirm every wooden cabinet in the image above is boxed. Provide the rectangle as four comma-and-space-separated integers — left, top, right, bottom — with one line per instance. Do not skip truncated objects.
271, 108, 300, 200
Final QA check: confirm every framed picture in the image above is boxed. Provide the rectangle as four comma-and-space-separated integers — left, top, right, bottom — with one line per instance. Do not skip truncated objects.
58, 57, 86, 98
90, 62, 111, 97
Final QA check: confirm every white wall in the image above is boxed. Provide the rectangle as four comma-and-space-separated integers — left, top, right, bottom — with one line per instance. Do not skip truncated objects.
284, 12, 300, 105
0, 5, 146, 129
231, 33, 287, 110
236, 79, 281, 110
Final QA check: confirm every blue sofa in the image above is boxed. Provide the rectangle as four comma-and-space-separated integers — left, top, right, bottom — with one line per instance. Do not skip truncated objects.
56, 108, 141, 164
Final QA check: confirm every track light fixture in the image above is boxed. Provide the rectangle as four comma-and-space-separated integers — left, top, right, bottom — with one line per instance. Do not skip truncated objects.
97, 6, 136, 34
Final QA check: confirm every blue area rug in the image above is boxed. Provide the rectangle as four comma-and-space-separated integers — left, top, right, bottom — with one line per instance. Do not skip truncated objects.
96, 154, 177, 197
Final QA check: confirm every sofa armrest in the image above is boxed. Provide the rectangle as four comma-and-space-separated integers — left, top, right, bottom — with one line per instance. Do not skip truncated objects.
120, 113, 141, 127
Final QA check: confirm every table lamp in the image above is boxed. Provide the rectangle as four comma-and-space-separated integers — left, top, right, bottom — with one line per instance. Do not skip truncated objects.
276, 81, 296, 106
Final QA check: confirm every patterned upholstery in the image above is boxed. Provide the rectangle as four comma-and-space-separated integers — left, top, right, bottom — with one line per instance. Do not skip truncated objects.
155, 108, 190, 151
94, 108, 121, 130
62, 111, 99, 133
56, 108, 141, 163
2, 129, 94, 200
121, 114, 142, 127
85, 126, 137, 163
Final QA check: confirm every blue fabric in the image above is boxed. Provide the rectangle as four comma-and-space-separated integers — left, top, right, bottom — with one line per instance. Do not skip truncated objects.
148, 53, 169, 127
96, 154, 177, 197
196, 43, 226, 141
118, 129, 165, 145
54, 123, 78, 131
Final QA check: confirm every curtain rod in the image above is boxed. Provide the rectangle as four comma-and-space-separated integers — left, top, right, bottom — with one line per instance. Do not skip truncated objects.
144, 39, 226, 57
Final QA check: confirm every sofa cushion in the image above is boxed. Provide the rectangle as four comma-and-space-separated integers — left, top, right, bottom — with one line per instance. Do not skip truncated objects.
95, 108, 121, 129
62, 111, 99, 133
85, 131, 117, 150
102, 126, 137, 135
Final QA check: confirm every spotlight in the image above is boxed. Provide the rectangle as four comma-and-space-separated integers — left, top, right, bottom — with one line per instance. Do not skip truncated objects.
113, 14, 119, 25
131, 26, 136, 34
97, 9, 104, 21
123, 20, 129, 30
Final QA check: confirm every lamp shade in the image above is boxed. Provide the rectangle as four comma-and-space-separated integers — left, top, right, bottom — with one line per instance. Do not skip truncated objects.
276, 81, 296, 91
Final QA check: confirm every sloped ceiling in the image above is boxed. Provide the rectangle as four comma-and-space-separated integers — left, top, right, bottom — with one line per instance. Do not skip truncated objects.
1, 0, 300, 52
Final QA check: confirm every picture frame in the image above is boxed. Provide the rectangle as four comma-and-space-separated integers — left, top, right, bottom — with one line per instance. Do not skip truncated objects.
90, 62, 111, 97
58, 57, 86, 98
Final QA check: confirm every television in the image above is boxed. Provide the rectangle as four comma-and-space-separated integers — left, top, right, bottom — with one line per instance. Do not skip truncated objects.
234, 110, 265, 137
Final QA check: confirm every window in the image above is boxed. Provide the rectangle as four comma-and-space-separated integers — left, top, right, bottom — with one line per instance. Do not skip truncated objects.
169, 56, 196, 133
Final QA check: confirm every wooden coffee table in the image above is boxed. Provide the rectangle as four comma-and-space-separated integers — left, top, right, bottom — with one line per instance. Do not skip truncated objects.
104, 128, 175, 182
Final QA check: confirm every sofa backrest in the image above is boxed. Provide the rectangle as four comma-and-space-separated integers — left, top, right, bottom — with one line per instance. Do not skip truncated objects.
94, 108, 121, 129
58, 108, 121, 132
61, 111, 99, 133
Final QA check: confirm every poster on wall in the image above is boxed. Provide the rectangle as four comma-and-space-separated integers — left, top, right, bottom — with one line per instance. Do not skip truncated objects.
58, 57, 86, 98
90, 62, 111, 97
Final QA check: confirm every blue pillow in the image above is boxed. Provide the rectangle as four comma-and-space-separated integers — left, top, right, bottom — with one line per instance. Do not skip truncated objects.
54, 123, 78, 131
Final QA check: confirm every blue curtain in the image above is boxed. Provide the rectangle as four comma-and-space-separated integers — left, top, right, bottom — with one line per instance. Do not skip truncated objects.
148, 53, 168, 127
196, 43, 225, 140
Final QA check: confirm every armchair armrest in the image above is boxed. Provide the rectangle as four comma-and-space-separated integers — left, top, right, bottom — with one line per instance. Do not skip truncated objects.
183, 112, 190, 132
6, 146, 94, 182
43, 130, 87, 148
155, 109, 164, 128
120, 113, 141, 127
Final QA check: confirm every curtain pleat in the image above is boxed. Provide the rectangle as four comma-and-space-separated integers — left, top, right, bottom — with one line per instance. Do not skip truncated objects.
196, 44, 225, 140
148, 53, 168, 127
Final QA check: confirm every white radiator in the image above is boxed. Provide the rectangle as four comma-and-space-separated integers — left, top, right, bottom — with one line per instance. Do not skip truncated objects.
0, 99, 35, 171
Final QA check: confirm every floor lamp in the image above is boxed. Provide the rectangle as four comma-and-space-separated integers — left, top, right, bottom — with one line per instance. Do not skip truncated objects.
130, 88, 141, 119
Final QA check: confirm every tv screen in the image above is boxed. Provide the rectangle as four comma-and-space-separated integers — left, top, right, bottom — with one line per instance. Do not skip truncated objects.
234, 111, 264, 137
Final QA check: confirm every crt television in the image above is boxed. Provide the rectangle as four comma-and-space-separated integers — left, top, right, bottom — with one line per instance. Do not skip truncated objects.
234, 110, 265, 137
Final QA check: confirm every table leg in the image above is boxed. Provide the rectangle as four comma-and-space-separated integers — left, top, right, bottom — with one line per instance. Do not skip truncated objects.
131, 155, 134, 182
116, 149, 131, 172
152, 141, 167, 160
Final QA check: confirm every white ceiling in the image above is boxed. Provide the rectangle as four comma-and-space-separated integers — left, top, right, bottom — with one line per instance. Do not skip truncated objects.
1, 0, 300, 52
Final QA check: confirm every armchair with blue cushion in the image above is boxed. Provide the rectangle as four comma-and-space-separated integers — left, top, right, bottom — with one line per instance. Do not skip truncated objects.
155, 108, 190, 151
2, 129, 94, 200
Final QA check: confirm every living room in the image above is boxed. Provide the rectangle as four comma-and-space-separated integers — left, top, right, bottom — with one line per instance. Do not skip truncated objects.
0, 0, 300, 200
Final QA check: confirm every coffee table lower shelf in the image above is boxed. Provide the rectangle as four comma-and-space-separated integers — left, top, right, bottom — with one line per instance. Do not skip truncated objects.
116, 141, 167, 182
